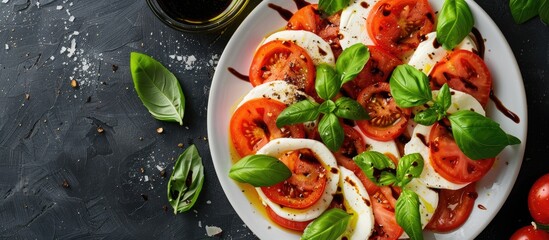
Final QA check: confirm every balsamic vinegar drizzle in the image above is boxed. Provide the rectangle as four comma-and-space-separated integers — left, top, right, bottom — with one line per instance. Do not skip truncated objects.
268, 3, 293, 21
228, 67, 249, 82
471, 27, 486, 59
490, 90, 520, 123
293, 0, 311, 9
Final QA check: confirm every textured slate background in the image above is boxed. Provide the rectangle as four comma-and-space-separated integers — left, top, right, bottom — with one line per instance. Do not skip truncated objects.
0, 0, 547, 239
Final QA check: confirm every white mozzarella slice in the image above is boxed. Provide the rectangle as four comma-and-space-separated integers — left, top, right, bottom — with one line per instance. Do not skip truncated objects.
339, 167, 375, 240
407, 32, 477, 75
405, 89, 484, 189
255, 138, 340, 222
339, 0, 378, 49
353, 126, 401, 159
263, 30, 335, 66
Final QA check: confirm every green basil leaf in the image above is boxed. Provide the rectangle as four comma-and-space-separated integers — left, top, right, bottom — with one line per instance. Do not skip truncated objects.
510, 0, 540, 24
130, 52, 185, 125
276, 100, 320, 128
540, 0, 549, 24
395, 153, 424, 187
334, 97, 370, 120
319, 100, 337, 114
167, 145, 204, 214
390, 64, 432, 108
353, 151, 396, 186
318, 0, 350, 16
336, 43, 370, 84
414, 108, 438, 126
229, 154, 292, 187
448, 110, 521, 160
316, 64, 341, 100
301, 208, 351, 240
396, 189, 423, 240
437, 0, 474, 50
318, 113, 344, 151
436, 84, 452, 112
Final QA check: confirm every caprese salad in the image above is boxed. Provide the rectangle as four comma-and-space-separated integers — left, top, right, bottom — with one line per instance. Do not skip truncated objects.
227, 0, 521, 239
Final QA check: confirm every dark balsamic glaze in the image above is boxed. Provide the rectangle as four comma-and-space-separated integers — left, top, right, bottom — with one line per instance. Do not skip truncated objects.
489, 90, 520, 123
268, 3, 294, 21
471, 27, 485, 59
293, 0, 311, 9
228, 67, 249, 82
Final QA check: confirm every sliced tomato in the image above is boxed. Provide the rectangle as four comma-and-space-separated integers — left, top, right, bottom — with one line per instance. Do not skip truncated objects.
261, 149, 327, 209
249, 40, 316, 95
429, 50, 493, 107
429, 122, 495, 184
426, 183, 477, 232
510, 225, 549, 240
286, 4, 342, 57
230, 98, 306, 157
342, 45, 402, 99
528, 173, 549, 224
356, 82, 411, 141
370, 188, 404, 240
266, 206, 312, 232
367, 0, 436, 58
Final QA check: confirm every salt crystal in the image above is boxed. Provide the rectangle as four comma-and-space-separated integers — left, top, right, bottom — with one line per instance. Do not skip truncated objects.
206, 200, 211, 204
60, 46, 66, 54
169, 55, 175, 59
205, 226, 222, 237
69, 16, 75, 22
50, 56, 55, 60
144, 175, 149, 182
4, 44, 8, 50
36, 1, 40, 8
67, 38, 76, 57
2, 0, 9, 4
155, 165, 165, 171
176, 55, 183, 61
198, 221, 202, 228
56, 5, 63, 10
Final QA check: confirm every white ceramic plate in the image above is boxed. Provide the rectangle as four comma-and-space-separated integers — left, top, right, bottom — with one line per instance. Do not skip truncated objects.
207, 0, 528, 239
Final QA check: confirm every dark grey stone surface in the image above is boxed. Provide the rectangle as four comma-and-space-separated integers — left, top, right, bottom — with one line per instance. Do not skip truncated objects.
0, 0, 546, 239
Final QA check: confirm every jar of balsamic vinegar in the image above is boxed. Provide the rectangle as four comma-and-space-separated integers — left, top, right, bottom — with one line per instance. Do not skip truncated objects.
146, 0, 249, 32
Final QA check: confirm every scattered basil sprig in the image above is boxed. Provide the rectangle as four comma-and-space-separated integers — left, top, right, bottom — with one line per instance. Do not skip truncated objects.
277, 44, 370, 151
353, 151, 424, 188
301, 208, 351, 240
437, 0, 474, 50
389, 64, 521, 160
395, 190, 423, 240
509, 0, 548, 24
167, 145, 204, 214
318, 0, 350, 16
130, 52, 185, 125
229, 154, 292, 187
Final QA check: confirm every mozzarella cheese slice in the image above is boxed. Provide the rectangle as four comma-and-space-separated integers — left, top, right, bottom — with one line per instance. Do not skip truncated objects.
339, 0, 378, 49
353, 126, 401, 159
263, 30, 336, 66
339, 167, 375, 240
405, 89, 485, 189
255, 138, 340, 222
407, 32, 477, 75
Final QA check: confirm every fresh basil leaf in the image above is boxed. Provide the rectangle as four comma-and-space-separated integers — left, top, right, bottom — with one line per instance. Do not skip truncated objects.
436, 84, 452, 113
448, 110, 521, 160
316, 64, 341, 100
229, 154, 292, 187
276, 100, 320, 128
318, 0, 350, 16
353, 151, 396, 186
396, 189, 423, 240
540, 0, 549, 24
301, 208, 351, 240
334, 97, 370, 120
437, 0, 474, 50
390, 64, 432, 108
336, 43, 370, 84
167, 145, 204, 214
319, 100, 337, 114
130, 52, 185, 125
395, 153, 424, 187
318, 113, 344, 151
414, 108, 438, 126
509, 0, 540, 24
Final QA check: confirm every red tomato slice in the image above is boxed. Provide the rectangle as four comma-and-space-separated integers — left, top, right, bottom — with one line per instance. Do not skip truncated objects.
342, 45, 402, 99
528, 173, 549, 224
510, 225, 549, 240
367, 0, 436, 58
286, 4, 342, 57
356, 82, 411, 141
429, 50, 493, 108
229, 98, 306, 157
266, 206, 312, 232
370, 188, 404, 240
426, 183, 477, 232
429, 122, 495, 184
261, 149, 327, 209
249, 40, 316, 95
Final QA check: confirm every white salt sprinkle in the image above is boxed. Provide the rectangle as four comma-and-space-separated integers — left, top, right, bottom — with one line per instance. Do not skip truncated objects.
56, 5, 63, 10
205, 226, 222, 237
